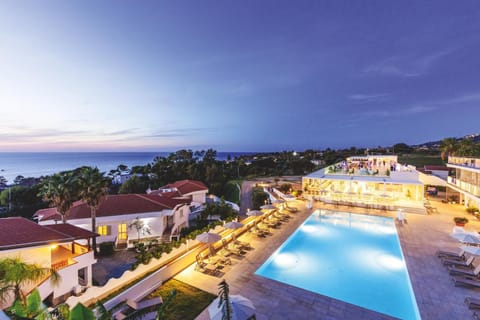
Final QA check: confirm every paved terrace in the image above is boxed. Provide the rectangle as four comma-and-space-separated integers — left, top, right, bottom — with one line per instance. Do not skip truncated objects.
175, 198, 479, 320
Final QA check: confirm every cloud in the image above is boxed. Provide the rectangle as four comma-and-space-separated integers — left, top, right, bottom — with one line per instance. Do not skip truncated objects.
146, 127, 211, 138
348, 93, 389, 101
436, 93, 480, 105
363, 48, 456, 77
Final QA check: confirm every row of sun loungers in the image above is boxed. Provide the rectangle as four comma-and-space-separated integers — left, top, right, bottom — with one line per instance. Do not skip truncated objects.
435, 248, 480, 318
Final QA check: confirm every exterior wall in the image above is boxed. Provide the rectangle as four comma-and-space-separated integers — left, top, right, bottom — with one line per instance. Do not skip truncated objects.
40, 211, 168, 244
187, 190, 208, 204
0, 246, 52, 268
447, 156, 480, 208
38, 250, 96, 304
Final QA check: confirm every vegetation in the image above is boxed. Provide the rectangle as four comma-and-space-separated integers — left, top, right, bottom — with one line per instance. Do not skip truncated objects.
38, 171, 77, 223
98, 241, 115, 256
0, 257, 60, 306
200, 199, 237, 222
454, 217, 469, 224
251, 187, 268, 209
77, 167, 110, 253
217, 279, 232, 320
145, 279, 216, 320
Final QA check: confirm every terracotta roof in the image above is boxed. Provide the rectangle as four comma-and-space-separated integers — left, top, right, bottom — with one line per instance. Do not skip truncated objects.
35, 194, 190, 222
0, 217, 95, 250
159, 180, 208, 195
424, 165, 450, 171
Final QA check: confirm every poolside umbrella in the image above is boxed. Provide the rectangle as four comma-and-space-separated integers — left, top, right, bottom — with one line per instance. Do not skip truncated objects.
196, 232, 222, 244
261, 204, 276, 210
247, 210, 263, 216
208, 295, 255, 320
224, 221, 244, 229
451, 231, 480, 245
461, 245, 480, 256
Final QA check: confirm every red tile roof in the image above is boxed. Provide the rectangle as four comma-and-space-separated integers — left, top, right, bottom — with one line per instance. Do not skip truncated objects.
35, 194, 190, 222
0, 217, 95, 250
159, 180, 208, 195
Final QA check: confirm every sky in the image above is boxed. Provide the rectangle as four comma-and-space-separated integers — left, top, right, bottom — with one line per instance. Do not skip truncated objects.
0, 1, 479, 152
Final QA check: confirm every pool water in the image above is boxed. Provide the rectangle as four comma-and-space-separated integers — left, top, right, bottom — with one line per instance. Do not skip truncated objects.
255, 210, 421, 320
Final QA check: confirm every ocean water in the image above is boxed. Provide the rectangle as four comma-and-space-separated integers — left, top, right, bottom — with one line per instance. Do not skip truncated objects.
0, 152, 254, 183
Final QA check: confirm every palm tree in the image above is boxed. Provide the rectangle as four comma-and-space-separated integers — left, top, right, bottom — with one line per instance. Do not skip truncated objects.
440, 137, 458, 160
0, 257, 60, 306
218, 279, 232, 320
457, 138, 480, 157
77, 167, 110, 254
38, 172, 77, 223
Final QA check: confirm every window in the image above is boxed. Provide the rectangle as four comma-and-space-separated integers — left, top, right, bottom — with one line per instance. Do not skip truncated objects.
118, 223, 127, 240
97, 225, 111, 236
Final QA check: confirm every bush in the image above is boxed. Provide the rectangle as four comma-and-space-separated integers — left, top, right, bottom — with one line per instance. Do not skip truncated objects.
98, 242, 114, 256
466, 206, 479, 214
454, 217, 469, 224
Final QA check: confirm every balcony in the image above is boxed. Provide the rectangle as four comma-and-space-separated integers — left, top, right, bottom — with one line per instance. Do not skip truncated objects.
448, 176, 480, 197
51, 243, 91, 271
448, 156, 480, 170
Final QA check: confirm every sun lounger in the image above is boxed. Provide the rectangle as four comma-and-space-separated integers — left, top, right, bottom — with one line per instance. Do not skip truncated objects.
221, 239, 244, 256
443, 256, 474, 268
231, 233, 252, 250
465, 296, 480, 309
436, 249, 465, 260
452, 276, 480, 288
449, 265, 480, 277
207, 247, 232, 266
195, 254, 219, 275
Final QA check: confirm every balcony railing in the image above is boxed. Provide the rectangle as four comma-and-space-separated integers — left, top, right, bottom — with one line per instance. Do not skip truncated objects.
448, 156, 480, 169
448, 176, 480, 197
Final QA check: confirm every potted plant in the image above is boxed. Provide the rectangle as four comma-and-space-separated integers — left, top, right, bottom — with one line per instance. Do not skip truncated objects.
454, 217, 469, 227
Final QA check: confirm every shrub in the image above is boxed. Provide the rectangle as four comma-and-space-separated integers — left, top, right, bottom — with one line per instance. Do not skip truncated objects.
466, 206, 479, 214
98, 242, 114, 256
454, 217, 469, 224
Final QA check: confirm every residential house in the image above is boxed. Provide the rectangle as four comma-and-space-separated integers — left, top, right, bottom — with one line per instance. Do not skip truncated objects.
35, 193, 191, 249
0, 217, 97, 308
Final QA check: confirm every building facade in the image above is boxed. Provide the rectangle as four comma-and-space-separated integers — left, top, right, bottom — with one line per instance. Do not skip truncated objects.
303, 155, 425, 213
0, 218, 97, 308
447, 156, 480, 208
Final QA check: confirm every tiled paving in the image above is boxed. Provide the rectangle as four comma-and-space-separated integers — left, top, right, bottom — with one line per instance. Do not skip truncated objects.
175, 198, 480, 320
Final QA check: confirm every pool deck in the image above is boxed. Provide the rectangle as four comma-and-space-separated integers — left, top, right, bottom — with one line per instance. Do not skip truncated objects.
176, 198, 479, 320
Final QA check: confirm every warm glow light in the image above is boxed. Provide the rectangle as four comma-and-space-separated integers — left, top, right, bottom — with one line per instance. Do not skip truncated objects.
50, 244, 58, 249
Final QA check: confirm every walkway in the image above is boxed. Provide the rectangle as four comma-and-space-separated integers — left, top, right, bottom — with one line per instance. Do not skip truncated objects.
174, 197, 480, 320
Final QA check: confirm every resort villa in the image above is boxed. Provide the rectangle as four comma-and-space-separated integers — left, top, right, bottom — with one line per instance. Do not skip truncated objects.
302, 155, 426, 213
446, 156, 480, 209
35, 180, 209, 248
0, 217, 97, 308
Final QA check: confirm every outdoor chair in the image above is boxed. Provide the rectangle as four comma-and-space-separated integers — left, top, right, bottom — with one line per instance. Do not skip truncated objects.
465, 296, 480, 309
221, 238, 244, 256
443, 256, 474, 268
208, 246, 232, 266
449, 265, 480, 278
452, 276, 480, 288
195, 254, 218, 275
436, 249, 466, 260
231, 233, 252, 250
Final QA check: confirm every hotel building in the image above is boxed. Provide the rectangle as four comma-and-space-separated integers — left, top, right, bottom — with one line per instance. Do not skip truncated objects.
446, 156, 480, 208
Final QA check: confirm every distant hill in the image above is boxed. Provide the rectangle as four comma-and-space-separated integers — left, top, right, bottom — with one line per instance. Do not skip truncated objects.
413, 133, 480, 149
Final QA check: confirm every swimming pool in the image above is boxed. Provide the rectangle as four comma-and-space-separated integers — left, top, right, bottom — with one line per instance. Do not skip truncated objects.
255, 210, 421, 320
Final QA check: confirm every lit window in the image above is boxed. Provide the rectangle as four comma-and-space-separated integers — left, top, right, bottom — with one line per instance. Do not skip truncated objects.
97, 225, 110, 236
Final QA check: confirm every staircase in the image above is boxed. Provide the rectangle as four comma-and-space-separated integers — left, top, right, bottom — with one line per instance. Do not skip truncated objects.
161, 226, 172, 243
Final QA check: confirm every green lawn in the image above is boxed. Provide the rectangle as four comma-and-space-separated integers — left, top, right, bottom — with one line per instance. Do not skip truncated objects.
146, 279, 216, 320
398, 154, 444, 167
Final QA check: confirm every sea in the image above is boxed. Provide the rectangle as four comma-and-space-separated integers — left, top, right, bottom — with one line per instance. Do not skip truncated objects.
0, 152, 255, 184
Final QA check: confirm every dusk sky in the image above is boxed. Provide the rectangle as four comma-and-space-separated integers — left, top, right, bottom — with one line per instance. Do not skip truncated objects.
1, 1, 479, 152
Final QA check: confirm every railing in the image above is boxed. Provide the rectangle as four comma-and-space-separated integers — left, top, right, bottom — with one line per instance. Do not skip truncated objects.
448, 156, 480, 169
52, 259, 69, 271
448, 176, 480, 197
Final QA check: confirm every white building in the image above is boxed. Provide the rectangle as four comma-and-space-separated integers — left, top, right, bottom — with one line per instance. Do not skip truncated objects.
36, 193, 191, 248
0, 217, 97, 308
447, 156, 480, 208
303, 155, 425, 213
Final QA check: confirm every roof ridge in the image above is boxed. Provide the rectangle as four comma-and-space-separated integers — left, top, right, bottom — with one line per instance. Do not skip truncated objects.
135, 194, 170, 209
